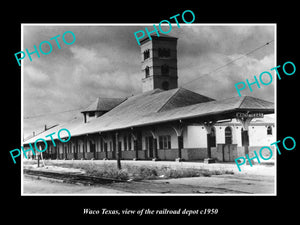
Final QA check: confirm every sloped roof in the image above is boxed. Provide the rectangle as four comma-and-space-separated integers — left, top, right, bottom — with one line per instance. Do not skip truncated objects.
81, 97, 126, 113
23, 89, 274, 144
158, 88, 214, 112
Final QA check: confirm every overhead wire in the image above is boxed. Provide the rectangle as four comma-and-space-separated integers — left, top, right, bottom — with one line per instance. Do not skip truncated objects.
23, 107, 83, 120
180, 40, 274, 87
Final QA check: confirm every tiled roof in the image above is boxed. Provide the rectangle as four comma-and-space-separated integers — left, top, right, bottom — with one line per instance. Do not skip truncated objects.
23, 88, 274, 144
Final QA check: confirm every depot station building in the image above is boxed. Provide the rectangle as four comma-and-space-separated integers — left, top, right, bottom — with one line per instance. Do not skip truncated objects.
23, 33, 275, 163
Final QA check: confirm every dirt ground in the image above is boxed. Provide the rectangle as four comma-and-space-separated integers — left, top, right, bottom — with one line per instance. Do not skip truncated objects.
22, 159, 275, 195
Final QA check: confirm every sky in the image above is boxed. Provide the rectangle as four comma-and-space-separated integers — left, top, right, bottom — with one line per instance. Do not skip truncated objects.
22, 24, 275, 139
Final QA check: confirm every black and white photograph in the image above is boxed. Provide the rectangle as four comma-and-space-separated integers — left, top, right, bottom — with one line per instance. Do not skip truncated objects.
21, 24, 276, 195
4, 4, 298, 221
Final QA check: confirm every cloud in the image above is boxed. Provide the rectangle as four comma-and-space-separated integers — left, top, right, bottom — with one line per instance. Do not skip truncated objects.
24, 65, 50, 85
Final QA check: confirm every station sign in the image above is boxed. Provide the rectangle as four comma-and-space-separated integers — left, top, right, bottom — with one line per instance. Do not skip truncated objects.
236, 112, 264, 119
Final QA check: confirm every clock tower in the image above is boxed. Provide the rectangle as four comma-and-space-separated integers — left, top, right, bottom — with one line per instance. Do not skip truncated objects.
139, 33, 178, 92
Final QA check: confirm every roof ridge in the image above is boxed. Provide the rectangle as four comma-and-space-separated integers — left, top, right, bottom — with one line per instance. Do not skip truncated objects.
157, 88, 181, 113
237, 96, 247, 109
97, 97, 125, 100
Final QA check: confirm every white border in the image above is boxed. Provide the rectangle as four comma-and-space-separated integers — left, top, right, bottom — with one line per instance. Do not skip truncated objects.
21, 23, 277, 196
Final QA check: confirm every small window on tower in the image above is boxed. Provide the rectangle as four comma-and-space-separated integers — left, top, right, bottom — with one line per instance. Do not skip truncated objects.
161, 64, 169, 75
145, 66, 150, 78
158, 48, 170, 57
162, 81, 169, 90
144, 49, 150, 60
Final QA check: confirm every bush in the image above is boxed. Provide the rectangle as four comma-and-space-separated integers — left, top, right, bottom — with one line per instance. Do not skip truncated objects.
23, 160, 234, 181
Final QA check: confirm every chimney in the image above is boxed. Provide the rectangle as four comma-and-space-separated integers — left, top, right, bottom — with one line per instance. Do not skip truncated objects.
44, 124, 47, 131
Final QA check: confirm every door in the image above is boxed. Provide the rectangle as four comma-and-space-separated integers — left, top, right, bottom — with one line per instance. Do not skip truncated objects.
90, 140, 96, 159
225, 127, 232, 144
146, 136, 153, 158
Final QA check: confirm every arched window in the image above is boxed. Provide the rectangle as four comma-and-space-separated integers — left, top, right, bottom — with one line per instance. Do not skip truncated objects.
143, 49, 150, 60
162, 81, 169, 90
161, 64, 169, 75
158, 48, 170, 57
145, 66, 150, 78
225, 126, 232, 144
267, 126, 272, 135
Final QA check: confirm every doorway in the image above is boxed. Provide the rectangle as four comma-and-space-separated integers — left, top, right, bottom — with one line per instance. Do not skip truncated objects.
89, 140, 96, 159
145, 136, 153, 158
225, 127, 232, 144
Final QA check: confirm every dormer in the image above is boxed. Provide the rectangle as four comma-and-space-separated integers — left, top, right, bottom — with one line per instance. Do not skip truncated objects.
81, 97, 126, 123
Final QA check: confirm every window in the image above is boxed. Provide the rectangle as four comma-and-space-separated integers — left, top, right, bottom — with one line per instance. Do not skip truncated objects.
162, 81, 169, 90
145, 66, 150, 78
128, 135, 132, 150
159, 135, 171, 149
158, 48, 170, 57
143, 49, 150, 60
225, 127, 232, 144
118, 141, 122, 151
109, 141, 113, 152
124, 136, 127, 151
145, 136, 151, 150
161, 64, 169, 75
104, 142, 108, 152
267, 126, 272, 135
210, 127, 216, 147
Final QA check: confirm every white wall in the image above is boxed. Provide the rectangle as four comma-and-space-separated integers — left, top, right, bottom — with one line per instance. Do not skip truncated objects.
185, 125, 207, 148
186, 123, 275, 148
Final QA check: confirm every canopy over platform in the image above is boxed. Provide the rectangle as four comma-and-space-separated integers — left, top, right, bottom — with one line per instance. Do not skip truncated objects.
24, 88, 274, 145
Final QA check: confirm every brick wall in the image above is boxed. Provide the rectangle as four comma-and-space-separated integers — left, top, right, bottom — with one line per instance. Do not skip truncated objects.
158, 149, 178, 160
181, 148, 208, 160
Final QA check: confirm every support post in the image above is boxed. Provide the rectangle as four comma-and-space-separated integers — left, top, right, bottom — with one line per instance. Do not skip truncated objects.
153, 138, 158, 160
101, 134, 108, 160
177, 135, 183, 159
203, 121, 216, 164
116, 132, 121, 170
131, 132, 138, 160
104, 138, 108, 159
172, 122, 184, 162
83, 136, 87, 160
149, 129, 159, 161
236, 117, 253, 156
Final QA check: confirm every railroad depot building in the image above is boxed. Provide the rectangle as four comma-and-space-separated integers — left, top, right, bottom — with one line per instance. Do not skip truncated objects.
23, 33, 275, 162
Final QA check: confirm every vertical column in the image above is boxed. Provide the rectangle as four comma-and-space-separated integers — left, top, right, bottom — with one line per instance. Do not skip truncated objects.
112, 133, 116, 159
101, 134, 108, 160
177, 135, 183, 159
131, 132, 138, 160
104, 138, 108, 159
55, 143, 57, 159
172, 123, 184, 162
203, 121, 215, 163
75, 138, 78, 159
153, 138, 158, 161
149, 129, 159, 161
237, 117, 253, 157
116, 132, 121, 170
83, 135, 87, 159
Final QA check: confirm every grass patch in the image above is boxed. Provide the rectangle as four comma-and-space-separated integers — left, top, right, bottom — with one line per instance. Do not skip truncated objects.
23, 160, 234, 181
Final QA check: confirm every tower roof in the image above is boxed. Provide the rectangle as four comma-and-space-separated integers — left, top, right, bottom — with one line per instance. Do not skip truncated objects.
140, 32, 177, 44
